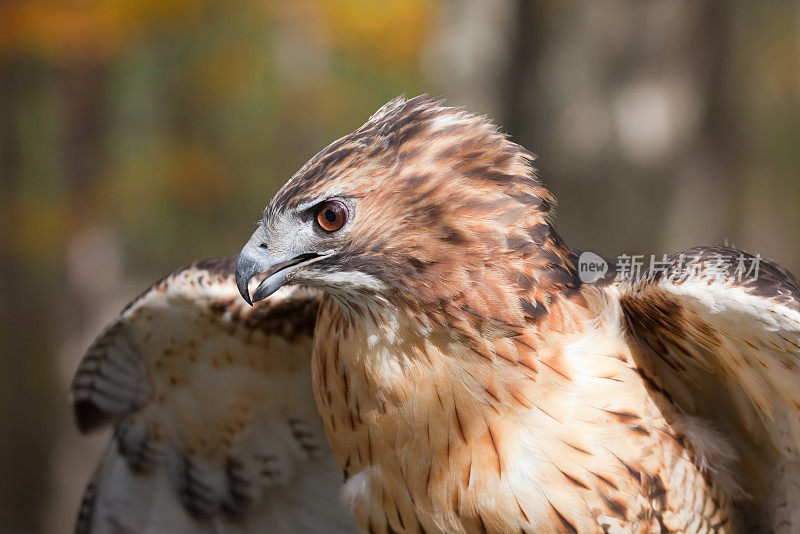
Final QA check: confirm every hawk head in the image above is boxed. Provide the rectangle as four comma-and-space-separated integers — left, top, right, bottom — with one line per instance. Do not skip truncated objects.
236, 96, 576, 320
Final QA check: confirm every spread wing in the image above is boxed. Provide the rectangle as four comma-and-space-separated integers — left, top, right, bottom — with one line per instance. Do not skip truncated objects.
70, 257, 353, 533
614, 246, 800, 508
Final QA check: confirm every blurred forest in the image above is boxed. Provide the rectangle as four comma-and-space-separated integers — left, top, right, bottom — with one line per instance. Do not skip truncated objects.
0, 1, 798, 532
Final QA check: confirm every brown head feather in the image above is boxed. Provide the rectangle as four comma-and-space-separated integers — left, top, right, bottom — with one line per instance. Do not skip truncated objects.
265, 96, 579, 335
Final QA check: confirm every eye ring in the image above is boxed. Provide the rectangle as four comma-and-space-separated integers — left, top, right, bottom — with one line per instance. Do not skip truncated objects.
314, 200, 348, 232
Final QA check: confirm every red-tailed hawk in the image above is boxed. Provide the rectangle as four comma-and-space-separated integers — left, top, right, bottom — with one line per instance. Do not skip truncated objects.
73, 96, 800, 533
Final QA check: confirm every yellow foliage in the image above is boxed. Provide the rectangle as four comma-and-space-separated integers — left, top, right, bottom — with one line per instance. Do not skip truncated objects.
319, 0, 437, 68
0, 0, 209, 62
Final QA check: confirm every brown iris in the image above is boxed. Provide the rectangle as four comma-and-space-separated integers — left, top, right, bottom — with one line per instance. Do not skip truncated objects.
314, 200, 348, 232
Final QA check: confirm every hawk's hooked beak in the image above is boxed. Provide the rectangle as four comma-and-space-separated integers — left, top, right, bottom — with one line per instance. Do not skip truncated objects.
235, 232, 331, 305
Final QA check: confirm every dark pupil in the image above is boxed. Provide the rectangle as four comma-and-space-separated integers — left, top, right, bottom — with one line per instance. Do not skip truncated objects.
325, 208, 337, 223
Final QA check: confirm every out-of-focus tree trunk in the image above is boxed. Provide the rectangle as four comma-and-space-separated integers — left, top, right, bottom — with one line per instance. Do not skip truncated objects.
422, 0, 518, 120
58, 61, 108, 328
660, 0, 740, 253
499, 0, 541, 138
42, 60, 118, 534
0, 59, 56, 533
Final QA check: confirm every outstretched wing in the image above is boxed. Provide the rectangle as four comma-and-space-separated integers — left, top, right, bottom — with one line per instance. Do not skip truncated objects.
614, 246, 800, 510
70, 257, 353, 533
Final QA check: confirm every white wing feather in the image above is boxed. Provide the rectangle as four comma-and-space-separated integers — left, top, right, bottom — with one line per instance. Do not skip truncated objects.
71, 257, 354, 533
615, 246, 800, 529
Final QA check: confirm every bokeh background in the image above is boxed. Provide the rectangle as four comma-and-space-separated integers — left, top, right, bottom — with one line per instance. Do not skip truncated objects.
0, 1, 798, 532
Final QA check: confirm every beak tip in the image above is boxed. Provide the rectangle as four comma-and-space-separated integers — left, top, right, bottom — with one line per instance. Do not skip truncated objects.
235, 251, 257, 306
236, 281, 254, 306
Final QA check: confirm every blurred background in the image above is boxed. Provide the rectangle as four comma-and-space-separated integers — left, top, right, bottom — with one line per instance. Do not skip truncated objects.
0, 0, 798, 531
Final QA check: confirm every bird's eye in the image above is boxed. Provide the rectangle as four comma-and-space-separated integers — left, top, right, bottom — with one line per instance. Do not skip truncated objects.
314, 200, 348, 232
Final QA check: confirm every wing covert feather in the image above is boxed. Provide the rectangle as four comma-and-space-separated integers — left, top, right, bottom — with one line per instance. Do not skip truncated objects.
615, 246, 800, 524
